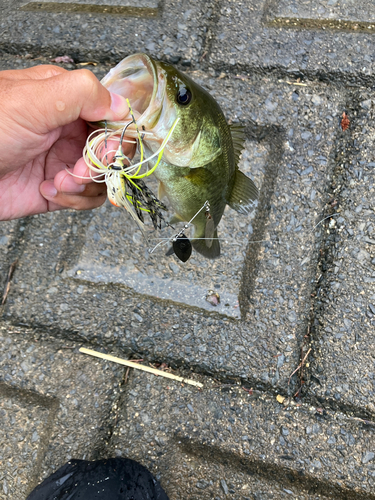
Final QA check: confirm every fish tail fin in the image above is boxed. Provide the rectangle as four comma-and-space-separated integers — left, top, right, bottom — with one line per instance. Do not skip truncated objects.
227, 169, 258, 215
192, 229, 221, 259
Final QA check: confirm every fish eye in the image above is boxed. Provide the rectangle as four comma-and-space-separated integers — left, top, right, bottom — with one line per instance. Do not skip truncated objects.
176, 86, 192, 106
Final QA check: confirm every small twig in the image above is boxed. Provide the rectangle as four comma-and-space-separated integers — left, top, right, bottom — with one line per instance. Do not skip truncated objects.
124, 367, 130, 384
279, 79, 308, 86
350, 416, 375, 427
76, 61, 98, 67
2, 259, 18, 305
242, 387, 253, 395
312, 213, 340, 232
199, 51, 208, 62
286, 81, 308, 86
79, 348, 203, 388
288, 347, 312, 386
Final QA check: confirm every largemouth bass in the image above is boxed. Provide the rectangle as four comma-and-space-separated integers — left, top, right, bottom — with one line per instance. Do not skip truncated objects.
100, 53, 258, 259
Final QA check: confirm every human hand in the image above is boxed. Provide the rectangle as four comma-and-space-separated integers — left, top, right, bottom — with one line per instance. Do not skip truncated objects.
0, 64, 131, 220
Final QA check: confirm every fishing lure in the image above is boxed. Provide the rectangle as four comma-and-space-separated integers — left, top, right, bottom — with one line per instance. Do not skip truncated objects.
72, 99, 180, 237
70, 100, 217, 262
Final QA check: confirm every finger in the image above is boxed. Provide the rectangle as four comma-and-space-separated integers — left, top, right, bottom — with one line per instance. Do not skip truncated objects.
72, 157, 103, 184
54, 168, 91, 193
0, 64, 67, 81
40, 172, 106, 198
46, 191, 107, 212
12, 69, 130, 134
40, 177, 107, 212
72, 138, 137, 184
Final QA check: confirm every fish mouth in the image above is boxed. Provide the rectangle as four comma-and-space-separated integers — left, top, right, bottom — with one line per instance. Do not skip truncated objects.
100, 53, 164, 130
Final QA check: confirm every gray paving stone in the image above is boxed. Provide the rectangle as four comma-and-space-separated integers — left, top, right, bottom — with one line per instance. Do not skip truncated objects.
2, 68, 342, 394
0, 0, 212, 64
209, 0, 375, 84
108, 369, 375, 499
310, 91, 375, 415
0, 384, 50, 500
0, 325, 125, 498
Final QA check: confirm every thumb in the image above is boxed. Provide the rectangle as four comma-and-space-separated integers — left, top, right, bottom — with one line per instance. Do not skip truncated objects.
18, 69, 129, 132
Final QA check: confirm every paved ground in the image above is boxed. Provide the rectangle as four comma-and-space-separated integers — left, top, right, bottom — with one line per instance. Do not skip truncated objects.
0, 0, 375, 498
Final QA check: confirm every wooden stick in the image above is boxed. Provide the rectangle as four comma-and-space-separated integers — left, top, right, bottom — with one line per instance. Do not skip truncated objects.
288, 347, 312, 385
2, 259, 18, 306
286, 80, 308, 86
79, 347, 203, 388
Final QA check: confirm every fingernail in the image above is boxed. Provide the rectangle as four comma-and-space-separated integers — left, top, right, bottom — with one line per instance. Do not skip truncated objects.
42, 183, 57, 198
110, 92, 129, 119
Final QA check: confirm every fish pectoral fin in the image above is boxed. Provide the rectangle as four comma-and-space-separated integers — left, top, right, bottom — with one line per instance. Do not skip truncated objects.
158, 181, 167, 200
190, 146, 221, 168
227, 169, 258, 215
189, 129, 222, 168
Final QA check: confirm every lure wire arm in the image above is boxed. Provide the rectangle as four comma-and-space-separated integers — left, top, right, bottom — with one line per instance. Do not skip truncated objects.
148, 201, 210, 254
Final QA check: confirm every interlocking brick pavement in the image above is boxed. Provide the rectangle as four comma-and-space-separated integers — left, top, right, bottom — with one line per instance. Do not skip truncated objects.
1, 0, 375, 498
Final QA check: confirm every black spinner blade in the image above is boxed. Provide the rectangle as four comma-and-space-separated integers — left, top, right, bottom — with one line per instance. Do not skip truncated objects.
172, 234, 192, 262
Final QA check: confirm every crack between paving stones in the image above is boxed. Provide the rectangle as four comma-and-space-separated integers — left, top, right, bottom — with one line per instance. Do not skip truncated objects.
200, 0, 226, 63
284, 87, 338, 403
0, 217, 32, 318
91, 367, 130, 459
54, 210, 96, 276
268, 17, 375, 34
7, 312, 375, 424
198, 58, 375, 91
2, 46, 375, 90
20, 3, 159, 17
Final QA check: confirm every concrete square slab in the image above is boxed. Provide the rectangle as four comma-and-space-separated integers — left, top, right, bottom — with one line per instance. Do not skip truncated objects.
65, 139, 266, 320
2, 67, 343, 394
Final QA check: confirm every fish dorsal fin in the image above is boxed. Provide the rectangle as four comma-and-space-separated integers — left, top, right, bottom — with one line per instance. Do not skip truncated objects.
229, 124, 246, 166
227, 170, 258, 215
